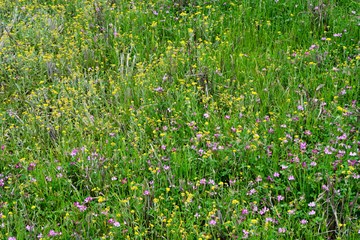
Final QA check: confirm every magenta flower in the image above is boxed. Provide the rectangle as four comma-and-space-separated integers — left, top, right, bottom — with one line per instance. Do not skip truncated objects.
309, 210, 316, 215
288, 175, 295, 181
278, 227, 286, 233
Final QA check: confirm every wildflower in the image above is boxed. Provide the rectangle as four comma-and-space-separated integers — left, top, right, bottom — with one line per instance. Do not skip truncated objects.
277, 195, 285, 202
194, 213, 201, 219
225, 115, 230, 119
300, 219, 308, 225
8, 237, 16, 240
243, 229, 249, 238
113, 221, 120, 227
304, 130, 312, 135
308, 210, 316, 215
143, 190, 150, 195
209, 219, 217, 226
26, 225, 34, 231
203, 113, 209, 118
288, 175, 295, 180
298, 105, 304, 111
278, 227, 286, 233
308, 202, 316, 207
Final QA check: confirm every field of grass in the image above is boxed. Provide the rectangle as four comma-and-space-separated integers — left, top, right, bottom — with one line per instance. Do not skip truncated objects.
0, 0, 360, 239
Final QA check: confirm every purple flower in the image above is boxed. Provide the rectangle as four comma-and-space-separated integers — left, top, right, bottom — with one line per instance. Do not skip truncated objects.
308, 210, 316, 215
278, 227, 286, 233
209, 219, 217, 226
308, 202, 316, 207
277, 195, 285, 202
143, 190, 150, 195
194, 213, 201, 219
298, 105, 304, 111
274, 172, 280, 177
203, 113, 209, 118
114, 221, 120, 227
304, 130, 312, 135
288, 175, 295, 181
300, 219, 308, 225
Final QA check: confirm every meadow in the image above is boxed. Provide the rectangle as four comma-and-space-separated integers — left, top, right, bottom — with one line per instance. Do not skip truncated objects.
0, 0, 360, 239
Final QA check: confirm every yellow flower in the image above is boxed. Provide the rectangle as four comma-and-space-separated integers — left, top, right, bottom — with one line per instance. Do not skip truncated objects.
232, 200, 239, 204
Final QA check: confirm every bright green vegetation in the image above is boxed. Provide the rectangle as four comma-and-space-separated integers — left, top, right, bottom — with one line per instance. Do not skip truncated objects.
0, 0, 360, 239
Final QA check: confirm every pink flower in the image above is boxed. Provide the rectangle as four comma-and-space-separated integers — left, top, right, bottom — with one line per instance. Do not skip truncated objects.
288, 175, 295, 181
209, 219, 217, 226
308, 202, 316, 207
203, 113, 209, 118
309, 210, 316, 215
300, 219, 308, 225
278, 227, 286, 233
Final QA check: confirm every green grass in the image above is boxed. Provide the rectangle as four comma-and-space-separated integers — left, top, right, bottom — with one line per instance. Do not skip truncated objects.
0, 0, 360, 239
